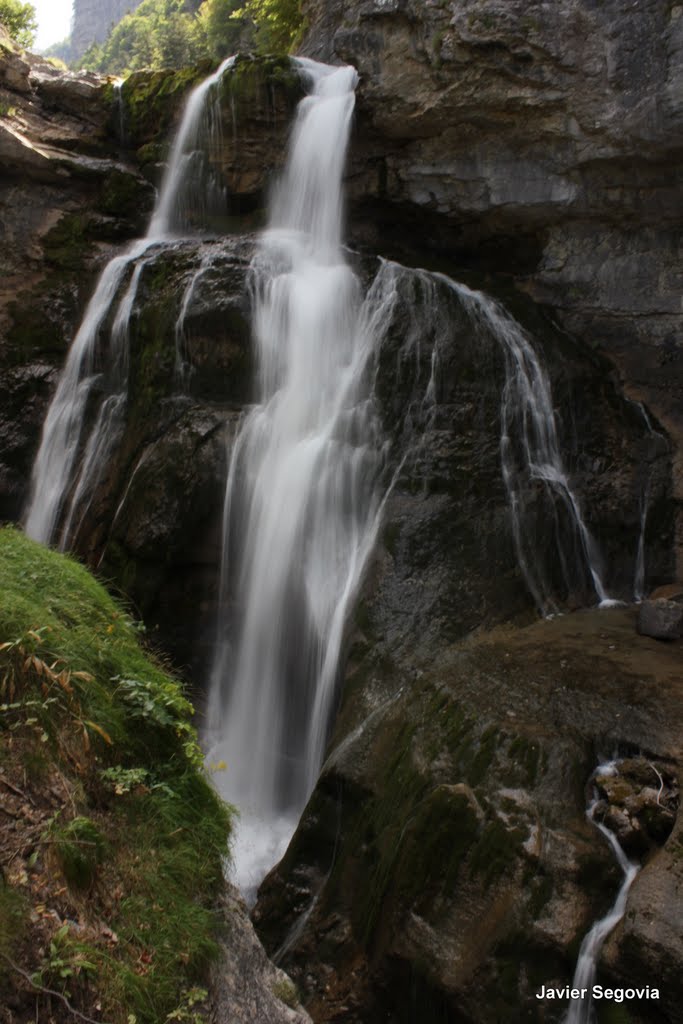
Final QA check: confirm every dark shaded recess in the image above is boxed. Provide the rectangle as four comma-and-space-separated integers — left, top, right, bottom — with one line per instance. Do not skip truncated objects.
349, 196, 547, 278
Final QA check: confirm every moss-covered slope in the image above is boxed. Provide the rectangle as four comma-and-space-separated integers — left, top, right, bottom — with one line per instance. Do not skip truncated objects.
0, 526, 232, 1024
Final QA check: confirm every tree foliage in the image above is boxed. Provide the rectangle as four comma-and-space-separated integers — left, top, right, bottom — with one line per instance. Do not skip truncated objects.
196, 0, 245, 61
80, 0, 206, 75
78, 0, 302, 74
235, 0, 302, 54
0, 0, 37, 49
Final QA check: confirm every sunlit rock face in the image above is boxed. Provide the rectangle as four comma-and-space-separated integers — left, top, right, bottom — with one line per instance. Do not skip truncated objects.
71, 0, 146, 59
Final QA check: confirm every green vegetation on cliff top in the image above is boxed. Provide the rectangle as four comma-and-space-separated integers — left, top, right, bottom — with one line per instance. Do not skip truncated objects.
0, 527, 232, 1023
79, 0, 303, 75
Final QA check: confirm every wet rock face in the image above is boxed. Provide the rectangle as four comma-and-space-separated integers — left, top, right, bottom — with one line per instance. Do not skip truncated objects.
254, 610, 683, 1024
360, 262, 673, 656
0, 51, 303, 535
119, 55, 305, 216
211, 885, 312, 1024
594, 758, 678, 856
73, 237, 255, 678
0, 43, 151, 523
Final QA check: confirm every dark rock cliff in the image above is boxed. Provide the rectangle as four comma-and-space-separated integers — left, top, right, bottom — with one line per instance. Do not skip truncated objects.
301, 0, 683, 573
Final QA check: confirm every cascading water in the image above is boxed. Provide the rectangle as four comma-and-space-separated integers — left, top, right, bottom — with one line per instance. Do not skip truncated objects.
445, 278, 614, 615
149, 57, 234, 239
24, 57, 236, 549
334, 257, 612, 616
630, 399, 669, 602
204, 59, 388, 899
25, 45, 637, 918
564, 762, 639, 1024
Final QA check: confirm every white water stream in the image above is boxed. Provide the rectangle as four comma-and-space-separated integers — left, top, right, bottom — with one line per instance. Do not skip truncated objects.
204, 59, 390, 900
564, 763, 639, 1024
24, 57, 236, 548
332, 258, 612, 616
446, 279, 614, 615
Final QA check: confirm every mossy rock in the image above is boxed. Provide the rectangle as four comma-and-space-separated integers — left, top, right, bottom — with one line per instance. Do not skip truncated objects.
42, 213, 94, 272
99, 167, 154, 224
120, 64, 212, 148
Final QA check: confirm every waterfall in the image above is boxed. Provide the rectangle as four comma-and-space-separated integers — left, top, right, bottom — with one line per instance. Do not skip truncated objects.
630, 399, 668, 602
175, 253, 213, 383
333, 257, 612, 616
149, 57, 235, 239
114, 79, 127, 144
443, 279, 614, 614
205, 59, 388, 900
564, 763, 639, 1024
24, 57, 236, 549
633, 483, 649, 603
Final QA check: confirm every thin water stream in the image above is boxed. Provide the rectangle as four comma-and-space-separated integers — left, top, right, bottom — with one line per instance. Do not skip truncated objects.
564, 763, 639, 1024
24, 57, 237, 549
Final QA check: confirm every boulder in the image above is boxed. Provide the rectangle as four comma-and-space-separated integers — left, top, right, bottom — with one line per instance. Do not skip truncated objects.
637, 598, 683, 640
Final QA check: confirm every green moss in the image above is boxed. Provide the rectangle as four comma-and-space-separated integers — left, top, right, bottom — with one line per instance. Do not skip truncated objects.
271, 976, 299, 1009
392, 785, 481, 906
99, 168, 147, 219
136, 140, 165, 165
0, 527, 233, 1023
123, 251, 193, 427
0, 526, 194, 764
469, 724, 499, 786
6, 288, 70, 360
342, 721, 426, 943
101, 81, 116, 106
227, 53, 301, 105
121, 65, 210, 147
43, 213, 92, 272
0, 881, 28, 963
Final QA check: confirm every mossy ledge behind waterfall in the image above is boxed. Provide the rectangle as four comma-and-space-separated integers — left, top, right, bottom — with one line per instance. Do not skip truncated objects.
0, 526, 232, 1024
